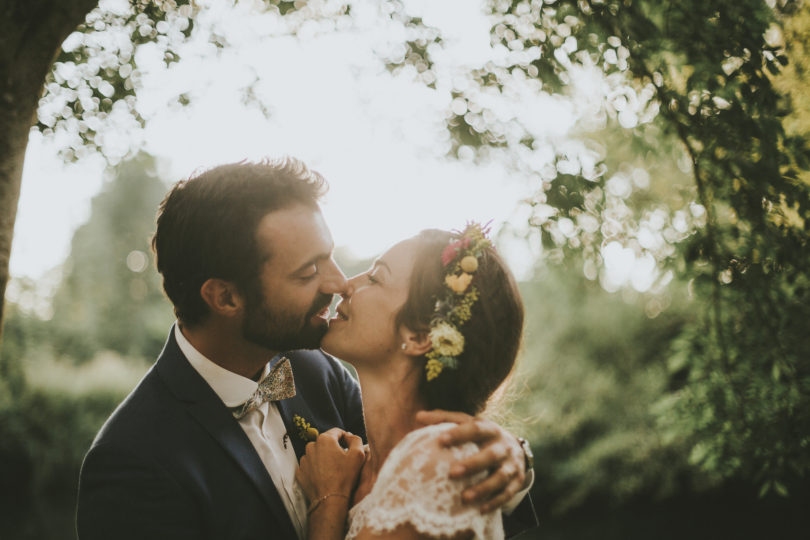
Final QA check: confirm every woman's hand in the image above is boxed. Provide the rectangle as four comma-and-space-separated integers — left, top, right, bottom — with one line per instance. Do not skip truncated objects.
297, 429, 366, 540
415, 410, 528, 514
295, 427, 366, 502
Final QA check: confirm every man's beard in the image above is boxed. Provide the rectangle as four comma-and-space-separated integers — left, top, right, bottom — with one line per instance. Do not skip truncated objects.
241, 290, 333, 352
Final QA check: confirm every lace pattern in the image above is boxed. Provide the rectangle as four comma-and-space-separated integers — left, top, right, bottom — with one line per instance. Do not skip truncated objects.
346, 423, 503, 539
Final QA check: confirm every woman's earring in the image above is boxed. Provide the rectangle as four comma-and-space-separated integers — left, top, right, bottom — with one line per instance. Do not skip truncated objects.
401, 343, 407, 350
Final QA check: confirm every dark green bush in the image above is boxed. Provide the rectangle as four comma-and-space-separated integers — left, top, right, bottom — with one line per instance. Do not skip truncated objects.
0, 384, 124, 539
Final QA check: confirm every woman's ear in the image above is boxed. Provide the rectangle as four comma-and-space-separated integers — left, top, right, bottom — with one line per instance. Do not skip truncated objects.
199, 278, 244, 317
399, 327, 432, 356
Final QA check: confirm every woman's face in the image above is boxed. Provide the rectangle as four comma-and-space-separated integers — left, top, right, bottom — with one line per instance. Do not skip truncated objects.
321, 239, 417, 365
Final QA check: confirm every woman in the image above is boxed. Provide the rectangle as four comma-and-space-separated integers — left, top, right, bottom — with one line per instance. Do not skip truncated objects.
295, 224, 524, 539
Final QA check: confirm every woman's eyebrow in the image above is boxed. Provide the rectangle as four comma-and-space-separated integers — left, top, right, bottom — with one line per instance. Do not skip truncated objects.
371, 259, 391, 273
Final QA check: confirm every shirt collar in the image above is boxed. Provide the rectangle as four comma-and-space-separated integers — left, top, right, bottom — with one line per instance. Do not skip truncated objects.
174, 323, 270, 408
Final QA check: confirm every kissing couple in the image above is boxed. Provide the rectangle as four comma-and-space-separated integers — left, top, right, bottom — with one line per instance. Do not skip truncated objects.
77, 158, 538, 539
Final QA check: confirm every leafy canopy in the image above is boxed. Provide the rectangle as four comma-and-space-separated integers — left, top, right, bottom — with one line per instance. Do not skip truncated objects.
388, 0, 810, 493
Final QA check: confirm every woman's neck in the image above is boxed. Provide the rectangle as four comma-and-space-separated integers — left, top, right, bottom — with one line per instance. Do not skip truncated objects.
357, 361, 425, 477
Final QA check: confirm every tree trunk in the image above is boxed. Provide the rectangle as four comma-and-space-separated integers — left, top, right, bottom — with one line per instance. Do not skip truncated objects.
0, 0, 98, 342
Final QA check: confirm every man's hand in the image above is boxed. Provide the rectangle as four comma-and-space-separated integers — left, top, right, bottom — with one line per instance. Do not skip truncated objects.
416, 409, 526, 514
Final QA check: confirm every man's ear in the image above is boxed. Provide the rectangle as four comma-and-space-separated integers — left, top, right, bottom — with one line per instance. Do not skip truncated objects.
399, 327, 433, 356
199, 278, 244, 317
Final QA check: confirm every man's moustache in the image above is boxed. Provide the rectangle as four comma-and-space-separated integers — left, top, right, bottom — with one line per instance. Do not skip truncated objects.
306, 294, 333, 319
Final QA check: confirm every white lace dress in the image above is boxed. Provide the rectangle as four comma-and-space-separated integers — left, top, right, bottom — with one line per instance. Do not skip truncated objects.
345, 423, 503, 539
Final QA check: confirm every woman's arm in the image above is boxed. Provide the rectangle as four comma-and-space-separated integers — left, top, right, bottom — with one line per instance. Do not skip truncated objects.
306, 493, 353, 540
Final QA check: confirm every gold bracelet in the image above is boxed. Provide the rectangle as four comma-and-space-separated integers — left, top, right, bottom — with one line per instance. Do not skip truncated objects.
307, 492, 349, 516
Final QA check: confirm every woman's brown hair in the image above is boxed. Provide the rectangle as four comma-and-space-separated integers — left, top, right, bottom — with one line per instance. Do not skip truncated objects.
396, 229, 524, 415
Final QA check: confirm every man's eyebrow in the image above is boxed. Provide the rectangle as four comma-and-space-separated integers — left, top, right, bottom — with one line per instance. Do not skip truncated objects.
291, 251, 331, 276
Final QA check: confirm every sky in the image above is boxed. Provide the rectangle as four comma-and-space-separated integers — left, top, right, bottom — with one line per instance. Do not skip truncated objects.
12, 0, 574, 285
11, 0, 661, 301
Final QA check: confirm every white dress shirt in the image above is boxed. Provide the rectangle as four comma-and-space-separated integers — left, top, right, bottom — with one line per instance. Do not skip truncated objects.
174, 325, 308, 539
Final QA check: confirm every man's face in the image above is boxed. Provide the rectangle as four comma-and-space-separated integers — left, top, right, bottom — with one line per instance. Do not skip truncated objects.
241, 204, 347, 352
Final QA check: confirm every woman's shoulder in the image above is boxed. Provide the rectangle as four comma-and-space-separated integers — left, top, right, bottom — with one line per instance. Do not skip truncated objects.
397, 422, 470, 449
398, 422, 458, 447
347, 423, 502, 539
379, 423, 479, 481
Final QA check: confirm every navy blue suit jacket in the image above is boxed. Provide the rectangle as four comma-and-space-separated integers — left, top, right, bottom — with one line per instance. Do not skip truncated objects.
77, 328, 537, 539
77, 329, 365, 540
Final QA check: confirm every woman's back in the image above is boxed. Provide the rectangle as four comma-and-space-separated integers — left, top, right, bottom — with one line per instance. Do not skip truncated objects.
346, 423, 503, 540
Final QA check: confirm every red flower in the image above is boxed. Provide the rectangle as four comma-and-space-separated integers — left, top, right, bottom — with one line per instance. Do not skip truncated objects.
441, 244, 456, 266
441, 238, 471, 266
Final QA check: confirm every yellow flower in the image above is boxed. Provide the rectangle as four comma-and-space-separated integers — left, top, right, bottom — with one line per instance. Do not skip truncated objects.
429, 322, 465, 357
460, 255, 479, 273
426, 358, 444, 381
293, 414, 319, 441
445, 272, 473, 294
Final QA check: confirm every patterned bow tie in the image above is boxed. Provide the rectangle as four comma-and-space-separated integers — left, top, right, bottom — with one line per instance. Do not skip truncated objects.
231, 357, 296, 420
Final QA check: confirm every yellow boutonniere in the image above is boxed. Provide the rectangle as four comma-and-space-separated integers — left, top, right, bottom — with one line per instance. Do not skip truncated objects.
293, 414, 319, 442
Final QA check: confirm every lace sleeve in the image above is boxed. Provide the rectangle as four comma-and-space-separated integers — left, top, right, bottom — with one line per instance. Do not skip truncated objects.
346, 423, 503, 540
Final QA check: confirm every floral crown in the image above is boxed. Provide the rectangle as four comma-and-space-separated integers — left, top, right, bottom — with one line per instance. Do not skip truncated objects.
425, 222, 492, 381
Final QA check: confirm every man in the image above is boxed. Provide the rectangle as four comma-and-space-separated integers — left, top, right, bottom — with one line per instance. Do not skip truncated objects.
76, 158, 537, 539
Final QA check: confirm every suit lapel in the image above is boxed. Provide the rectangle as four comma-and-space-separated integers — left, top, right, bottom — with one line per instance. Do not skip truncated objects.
276, 393, 318, 460
271, 354, 322, 460
155, 331, 298, 538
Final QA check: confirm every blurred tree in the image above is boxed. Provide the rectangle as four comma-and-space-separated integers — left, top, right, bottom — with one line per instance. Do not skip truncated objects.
0, 0, 98, 343
772, 1, 810, 186
514, 262, 696, 514
50, 152, 173, 359
389, 0, 810, 494
0, 301, 39, 397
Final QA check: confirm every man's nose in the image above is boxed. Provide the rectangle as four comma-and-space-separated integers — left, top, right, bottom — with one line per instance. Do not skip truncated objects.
341, 274, 366, 298
319, 258, 348, 295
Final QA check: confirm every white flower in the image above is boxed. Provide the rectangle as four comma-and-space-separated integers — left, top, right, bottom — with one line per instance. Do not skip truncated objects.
429, 322, 465, 357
